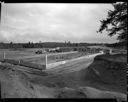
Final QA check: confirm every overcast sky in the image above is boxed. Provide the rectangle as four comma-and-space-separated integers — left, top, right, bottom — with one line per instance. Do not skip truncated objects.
1, 3, 118, 43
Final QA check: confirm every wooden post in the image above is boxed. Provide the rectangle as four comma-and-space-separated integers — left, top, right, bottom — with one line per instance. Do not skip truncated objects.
45, 54, 47, 69
3, 52, 6, 60
19, 60, 20, 64
110, 49, 112, 54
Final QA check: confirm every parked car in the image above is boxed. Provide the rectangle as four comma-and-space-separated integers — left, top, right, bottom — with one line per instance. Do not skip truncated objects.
35, 50, 42, 54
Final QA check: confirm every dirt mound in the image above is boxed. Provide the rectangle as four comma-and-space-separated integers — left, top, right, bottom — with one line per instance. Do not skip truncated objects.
57, 86, 126, 101
78, 87, 126, 101
82, 54, 127, 93
0, 65, 57, 98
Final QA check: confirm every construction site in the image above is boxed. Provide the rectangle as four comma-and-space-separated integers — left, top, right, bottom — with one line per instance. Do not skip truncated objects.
0, 2, 127, 101
0, 47, 101, 70
0, 46, 127, 101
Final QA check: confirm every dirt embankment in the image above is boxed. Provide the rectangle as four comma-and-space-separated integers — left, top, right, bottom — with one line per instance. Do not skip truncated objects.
0, 65, 57, 98
82, 54, 127, 94
49, 53, 127, 101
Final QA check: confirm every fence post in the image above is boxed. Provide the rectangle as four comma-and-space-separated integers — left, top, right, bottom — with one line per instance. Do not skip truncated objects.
45, 54, 47, 69
19, 60, 20, 64
110, 49, 112, 54
3, 52, 6, 60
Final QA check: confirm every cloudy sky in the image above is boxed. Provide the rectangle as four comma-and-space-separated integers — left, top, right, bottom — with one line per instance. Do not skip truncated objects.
1, 3, 118, 43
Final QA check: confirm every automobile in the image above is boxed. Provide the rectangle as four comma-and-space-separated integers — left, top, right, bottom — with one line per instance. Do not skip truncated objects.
35, 50, 42, 54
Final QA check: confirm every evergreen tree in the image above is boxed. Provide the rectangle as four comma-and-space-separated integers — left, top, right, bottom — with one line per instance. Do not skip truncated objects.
98, 2, 127, 44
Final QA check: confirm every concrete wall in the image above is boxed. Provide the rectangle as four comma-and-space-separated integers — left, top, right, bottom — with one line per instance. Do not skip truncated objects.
20, 60, 46, 70
2, 59, 46, 70
47, 61, 66, 69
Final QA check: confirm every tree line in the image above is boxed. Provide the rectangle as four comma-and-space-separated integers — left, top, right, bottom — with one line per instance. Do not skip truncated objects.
0, 42, 102, 49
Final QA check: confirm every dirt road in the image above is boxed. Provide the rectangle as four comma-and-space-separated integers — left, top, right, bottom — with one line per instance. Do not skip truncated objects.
45, 53, 103, 74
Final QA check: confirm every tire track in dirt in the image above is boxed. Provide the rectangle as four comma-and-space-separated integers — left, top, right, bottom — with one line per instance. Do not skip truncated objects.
44, 53, 102, 75
45, 59, 92, 75
44, 54, 102, 76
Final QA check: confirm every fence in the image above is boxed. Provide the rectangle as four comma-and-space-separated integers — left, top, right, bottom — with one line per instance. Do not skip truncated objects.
47, 60, 66, 69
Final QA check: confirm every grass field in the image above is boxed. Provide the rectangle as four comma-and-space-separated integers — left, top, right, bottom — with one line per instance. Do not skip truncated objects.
0, 48, 36, 59
22, 52, 87, 64
0, 48, 89, 65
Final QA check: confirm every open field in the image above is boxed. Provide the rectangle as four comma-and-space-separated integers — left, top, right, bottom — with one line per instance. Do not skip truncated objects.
0, 48, 91, 65
0, 48, 39, 59
22, 51, 88, 64
0, 49, 88, 70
